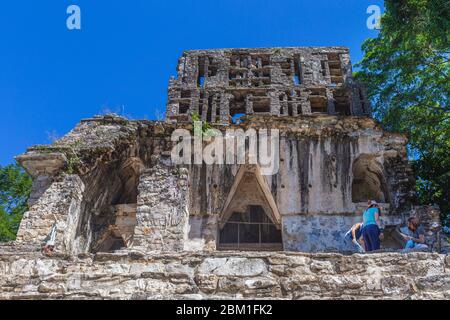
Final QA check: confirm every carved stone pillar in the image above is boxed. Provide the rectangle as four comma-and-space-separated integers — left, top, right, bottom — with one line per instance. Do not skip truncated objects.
245, 94, 254, 115
291, 90, 299, 116
209, 95, 218, 123
167, 84, 181, 119
191, 89, 200, 115
326, 88, 336, 114
201, 91, 209, 122
133, 166, 190, 252
280, 93, 288, 116
269, 91, 281, 115
220, 92, 233, 124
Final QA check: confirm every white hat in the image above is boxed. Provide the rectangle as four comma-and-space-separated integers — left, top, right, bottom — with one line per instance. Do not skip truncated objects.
370, 200, 378, 206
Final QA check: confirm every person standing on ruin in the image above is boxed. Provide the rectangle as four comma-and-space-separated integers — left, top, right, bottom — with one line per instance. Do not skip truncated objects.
361, 200, 382, 251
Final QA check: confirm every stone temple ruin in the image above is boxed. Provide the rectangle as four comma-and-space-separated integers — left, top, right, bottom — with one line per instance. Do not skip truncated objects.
1, 47, 448, 300
12, 47, 440, 253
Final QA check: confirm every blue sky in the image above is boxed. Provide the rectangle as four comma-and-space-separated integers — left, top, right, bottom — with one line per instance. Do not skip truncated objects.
0, 0, 383, 165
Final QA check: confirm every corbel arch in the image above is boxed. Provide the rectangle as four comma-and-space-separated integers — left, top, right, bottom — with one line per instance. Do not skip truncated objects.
218, 164, 283, 250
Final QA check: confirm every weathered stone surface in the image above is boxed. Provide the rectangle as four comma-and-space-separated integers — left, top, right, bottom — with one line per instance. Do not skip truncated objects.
15, 175, 85, 254
198, 258, 267, 277
167, 48, 370, 123
0, 249, 448, 300
133, 166, 190, 251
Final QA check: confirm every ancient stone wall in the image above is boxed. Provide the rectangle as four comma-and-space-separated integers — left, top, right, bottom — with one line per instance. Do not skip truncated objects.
14, 114, 424, 254
184, 115, 418, 251
15, 175, 85, 255
185, 115, 413, 216
0, 249, 448, 300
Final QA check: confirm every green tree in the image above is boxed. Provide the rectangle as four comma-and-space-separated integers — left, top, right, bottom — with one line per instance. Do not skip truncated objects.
0, 163, 32, 242
355, 0, 450, 227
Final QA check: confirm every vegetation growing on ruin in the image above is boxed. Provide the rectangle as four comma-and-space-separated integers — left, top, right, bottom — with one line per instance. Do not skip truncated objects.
66, 153, 82, 175
0, 164, 32, 242
355, 0, 450, 228
191, 112, 212, 132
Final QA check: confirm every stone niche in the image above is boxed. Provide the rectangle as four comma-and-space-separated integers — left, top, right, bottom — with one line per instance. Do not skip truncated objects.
351, 154, 389, 204
73, 155, 143, 254
92, 204, 137, 253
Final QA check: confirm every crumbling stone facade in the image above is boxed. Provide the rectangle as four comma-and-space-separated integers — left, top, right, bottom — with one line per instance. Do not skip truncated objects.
0, 47, 447, 300
167, 47, 370, 123
12, 114, 430, 254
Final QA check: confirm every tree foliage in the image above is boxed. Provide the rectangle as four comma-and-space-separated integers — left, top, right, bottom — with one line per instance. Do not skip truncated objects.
0, 163, 32, 242
355, 0, 450, 226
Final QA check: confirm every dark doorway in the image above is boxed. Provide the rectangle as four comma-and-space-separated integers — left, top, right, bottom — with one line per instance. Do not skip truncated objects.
219, 205, 282, 250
